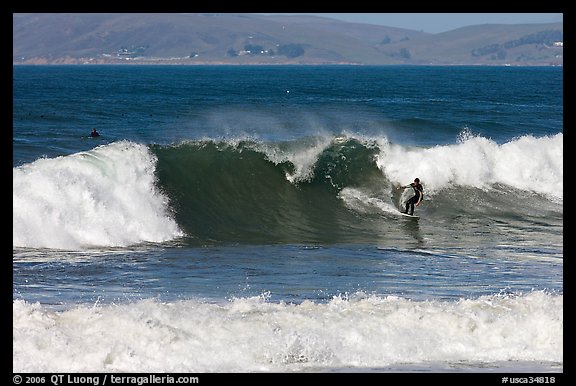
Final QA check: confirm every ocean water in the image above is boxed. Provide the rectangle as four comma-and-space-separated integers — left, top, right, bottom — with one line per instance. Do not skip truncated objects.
13, 65, 563, 373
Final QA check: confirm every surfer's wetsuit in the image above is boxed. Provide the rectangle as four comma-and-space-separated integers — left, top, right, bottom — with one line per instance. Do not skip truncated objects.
403, 182, 423, 215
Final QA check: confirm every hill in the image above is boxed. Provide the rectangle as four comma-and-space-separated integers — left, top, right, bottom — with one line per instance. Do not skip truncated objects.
13, 13, 563, 65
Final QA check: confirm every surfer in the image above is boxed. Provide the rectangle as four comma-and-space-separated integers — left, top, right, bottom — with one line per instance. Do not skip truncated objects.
90, 128, 100, 137
397, 178, 423, 215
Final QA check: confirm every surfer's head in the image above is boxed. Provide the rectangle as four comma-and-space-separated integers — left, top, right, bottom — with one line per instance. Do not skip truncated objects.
414, 178, 420, 183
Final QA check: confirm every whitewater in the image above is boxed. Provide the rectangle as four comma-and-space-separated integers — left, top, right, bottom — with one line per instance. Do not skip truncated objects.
13, 291, 562, 373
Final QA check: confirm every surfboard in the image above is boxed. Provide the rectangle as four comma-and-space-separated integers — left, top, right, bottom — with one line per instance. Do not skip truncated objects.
400, 213, 419, 219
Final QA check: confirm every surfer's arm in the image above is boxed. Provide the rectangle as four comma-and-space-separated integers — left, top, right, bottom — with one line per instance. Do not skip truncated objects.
416, 191, 423, 206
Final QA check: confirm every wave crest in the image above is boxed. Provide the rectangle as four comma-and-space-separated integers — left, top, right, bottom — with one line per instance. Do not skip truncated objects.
13, 141, 183, 250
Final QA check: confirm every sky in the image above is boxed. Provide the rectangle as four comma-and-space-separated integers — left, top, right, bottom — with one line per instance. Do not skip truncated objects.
261, 13, 563, 33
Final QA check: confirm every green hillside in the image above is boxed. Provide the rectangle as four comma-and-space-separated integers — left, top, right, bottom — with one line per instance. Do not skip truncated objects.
13, 13, 563, 66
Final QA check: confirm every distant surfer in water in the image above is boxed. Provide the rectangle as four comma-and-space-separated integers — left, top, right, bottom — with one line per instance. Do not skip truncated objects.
397, 178, 423, 215
90, 128, 100, 137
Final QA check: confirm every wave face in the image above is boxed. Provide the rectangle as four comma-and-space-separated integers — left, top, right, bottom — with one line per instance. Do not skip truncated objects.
13, 133, 562, 249
13, 141, 183, 249
152, 132, 562, 245
151, 135, 385, 245
13, 291, 563, 372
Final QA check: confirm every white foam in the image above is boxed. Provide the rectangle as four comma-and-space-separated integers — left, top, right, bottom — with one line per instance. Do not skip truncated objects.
256, 136, 334, 183
376, 133, 563, 201
13, 141, 183, 250
338, 187, 400, 216
13, 291, 563, 372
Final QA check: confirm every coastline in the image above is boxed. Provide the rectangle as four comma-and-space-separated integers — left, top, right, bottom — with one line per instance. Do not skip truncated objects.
12, 59, 562, 67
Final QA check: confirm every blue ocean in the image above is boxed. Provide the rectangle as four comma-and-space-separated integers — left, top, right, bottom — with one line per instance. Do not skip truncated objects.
13, 65, 563, 373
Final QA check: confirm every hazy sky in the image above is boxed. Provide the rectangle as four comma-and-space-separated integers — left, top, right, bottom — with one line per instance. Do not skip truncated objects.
261, 13, 563, 33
